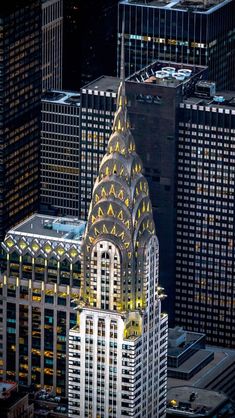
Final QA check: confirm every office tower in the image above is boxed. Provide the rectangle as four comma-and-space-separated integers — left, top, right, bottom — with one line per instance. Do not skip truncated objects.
68, 49, 168, 418
41, 90, 80, 217
0, 214, 84, 396
118, 0, 235, 89
79, 77, 119, 219
63, 0, 118, 89
126, 61, 207, 320
42, 0, 63, 91
0, 1, 41, 240
175, 85, 235, 347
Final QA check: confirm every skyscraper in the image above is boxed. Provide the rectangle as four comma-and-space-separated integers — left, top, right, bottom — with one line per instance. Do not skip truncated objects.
126, 61, 207, 320
68, 41, 168, 418
0, 0, 41, 240
41, 90, 80, 217
175, 86, 235, 347
118, 0, 235, 89
42, 0, 63, 91
0, 214, 84, 395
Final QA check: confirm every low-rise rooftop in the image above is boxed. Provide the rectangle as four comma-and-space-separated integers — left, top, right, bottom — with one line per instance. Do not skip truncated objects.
120, 0, 231, 14
82, 76, 119, 95
0, 382, 17, 399
6, 214, 86, 243
182, 89, 235, 111
42, 90, 80, 106
167, 386, 228, 416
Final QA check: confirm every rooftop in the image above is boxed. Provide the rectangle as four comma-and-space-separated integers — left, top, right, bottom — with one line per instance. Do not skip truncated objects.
127, 60, 207, 88
168, 350, 214, 374
182, 89, 235, 110
168, 327, 205, 357
7, 214, 86, 243
0, 382, 17, 399
119, 0, 231, 14
42, 90, 80, 106
0, 382, 29, 409
168, 346, 235, 391
167, 386, 227, 416
82, 76, 120, 94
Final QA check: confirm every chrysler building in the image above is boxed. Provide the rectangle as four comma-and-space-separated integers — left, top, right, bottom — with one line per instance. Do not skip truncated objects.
68, 36, 168, 418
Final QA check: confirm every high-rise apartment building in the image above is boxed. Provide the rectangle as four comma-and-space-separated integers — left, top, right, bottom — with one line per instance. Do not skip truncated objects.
0, 214, 84, 395
0, 1, 41, 240
42, 0, 63, 91
68, 53, 168, 418
41, 90, 80, 217
79, 77, 119, 219
175, 85, 235, 347
118, 0, 235, 89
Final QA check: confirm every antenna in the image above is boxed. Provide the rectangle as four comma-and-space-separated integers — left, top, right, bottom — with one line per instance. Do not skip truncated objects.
120, 17, 125, 87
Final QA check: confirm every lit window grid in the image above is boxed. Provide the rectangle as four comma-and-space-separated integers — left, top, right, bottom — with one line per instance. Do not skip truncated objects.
41, 102, 80, 216
118, 1, 235, 89
175, 107, 235, 346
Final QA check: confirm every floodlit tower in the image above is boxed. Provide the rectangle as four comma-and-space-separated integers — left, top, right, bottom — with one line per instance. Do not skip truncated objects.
68, 33, 168, 418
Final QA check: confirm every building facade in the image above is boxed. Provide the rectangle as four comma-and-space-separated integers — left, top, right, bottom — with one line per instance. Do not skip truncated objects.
0, 1, 41, 240
63, 0, 118, 90
79, 77, 119, 219
0, 214, 85, 396
68, 56, 168, 417
118, 0, 235, 89
42, 0, 63, 91
41, 90, 80, 217
126, 61, 207, 320
175, 88, 235, 347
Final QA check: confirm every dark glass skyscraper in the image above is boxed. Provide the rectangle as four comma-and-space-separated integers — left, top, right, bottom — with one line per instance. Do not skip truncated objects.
41, 90, 80, 217
79, 77, 119, 219
118, 0, 235, 89
175, 88, 235, 348
63, 0, 118, 89
42, 0, 63, 91
126, 62, 207, 321
0, 0, 41, 240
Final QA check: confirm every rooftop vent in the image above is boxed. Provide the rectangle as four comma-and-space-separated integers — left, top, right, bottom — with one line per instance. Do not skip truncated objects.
172, 72, 185, 81
162, 67, 176, 74
155, 70, 170, 79
213, 95, 225, 103
178, 69, 192, 78
195, 81, 216, 98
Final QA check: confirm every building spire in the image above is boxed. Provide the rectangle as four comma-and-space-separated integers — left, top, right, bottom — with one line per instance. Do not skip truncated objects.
119, 17, 126, 105
112, 17, 128, 133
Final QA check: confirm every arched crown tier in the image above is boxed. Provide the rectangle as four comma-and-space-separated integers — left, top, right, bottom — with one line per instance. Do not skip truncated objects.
81, 36, 159, 311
